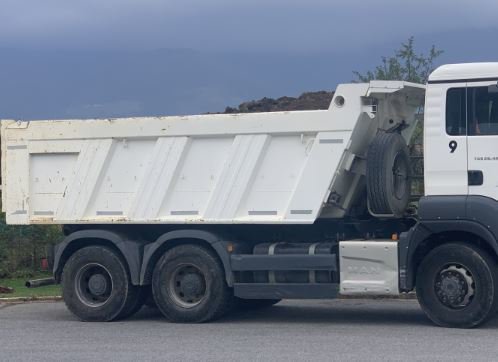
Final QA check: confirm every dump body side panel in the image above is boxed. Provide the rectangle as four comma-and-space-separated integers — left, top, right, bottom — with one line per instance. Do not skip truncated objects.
1, 81, 424, 225
2, 117, 353, 225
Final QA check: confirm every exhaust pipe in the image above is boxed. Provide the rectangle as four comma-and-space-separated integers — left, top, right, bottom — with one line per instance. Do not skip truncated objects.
25, 278, 56, 288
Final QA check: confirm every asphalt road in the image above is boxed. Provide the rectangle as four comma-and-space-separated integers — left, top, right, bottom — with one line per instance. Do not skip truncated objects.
1, 299, 498, 361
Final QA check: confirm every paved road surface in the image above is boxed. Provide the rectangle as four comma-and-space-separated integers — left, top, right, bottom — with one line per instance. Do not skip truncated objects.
1, 299, 498, 361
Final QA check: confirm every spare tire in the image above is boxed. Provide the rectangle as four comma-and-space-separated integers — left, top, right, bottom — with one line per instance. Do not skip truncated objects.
366, 132, 411, 217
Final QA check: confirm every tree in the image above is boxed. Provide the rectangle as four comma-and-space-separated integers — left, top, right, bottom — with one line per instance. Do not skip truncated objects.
353, 36, 443, 84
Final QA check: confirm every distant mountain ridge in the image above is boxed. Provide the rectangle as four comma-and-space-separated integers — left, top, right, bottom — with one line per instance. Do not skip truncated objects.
223, 91, 334, 113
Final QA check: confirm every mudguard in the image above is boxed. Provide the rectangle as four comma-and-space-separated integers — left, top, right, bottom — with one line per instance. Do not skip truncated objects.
53, 229, 144, 285
140, 229, 233, 286
399, 195, 498, 291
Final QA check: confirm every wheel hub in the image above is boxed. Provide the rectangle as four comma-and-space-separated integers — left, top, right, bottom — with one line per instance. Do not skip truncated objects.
88, 274, 108, 296
392, 152, 408, 201
75, 263, 113, 308
180, 273, 204, 299
170, 264, 207, 308
435, 265, 475, 309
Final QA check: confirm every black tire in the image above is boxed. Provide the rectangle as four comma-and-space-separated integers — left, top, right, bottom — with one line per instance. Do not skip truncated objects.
235, 298, 281, 311
152, 245, 233, 323
367, 132, 411, 217
416, 243, 498, 328
115, 286, 147, 320
143, 286, 158, 309
62, 246, 138, 322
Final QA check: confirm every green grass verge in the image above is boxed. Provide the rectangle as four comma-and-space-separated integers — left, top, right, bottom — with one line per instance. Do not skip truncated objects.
0, 273, 61, 298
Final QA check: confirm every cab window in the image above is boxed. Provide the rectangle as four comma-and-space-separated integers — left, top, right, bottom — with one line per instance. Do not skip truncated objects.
467, 85, 498, 136
446, 88, 466, 136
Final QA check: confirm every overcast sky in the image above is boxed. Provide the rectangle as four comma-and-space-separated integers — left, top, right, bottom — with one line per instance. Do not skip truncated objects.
0, 1, 497, 119
1, 0, 497, 52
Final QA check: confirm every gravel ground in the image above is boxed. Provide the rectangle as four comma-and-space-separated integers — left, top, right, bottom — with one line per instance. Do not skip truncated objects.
1, 299, 498, 361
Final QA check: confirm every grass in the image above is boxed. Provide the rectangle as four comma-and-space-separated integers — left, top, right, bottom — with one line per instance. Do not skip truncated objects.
0, 272, 61, 299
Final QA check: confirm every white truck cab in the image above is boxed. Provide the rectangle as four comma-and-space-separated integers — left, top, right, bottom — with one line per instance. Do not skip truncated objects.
425, 63, 498, 199
3, 62, 498, 329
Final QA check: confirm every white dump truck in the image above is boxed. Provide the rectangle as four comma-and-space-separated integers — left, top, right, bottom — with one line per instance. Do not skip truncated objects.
3, 62, 498, 328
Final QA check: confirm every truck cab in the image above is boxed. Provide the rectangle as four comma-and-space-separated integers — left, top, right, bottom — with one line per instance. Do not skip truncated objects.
394, 63, 498, 328
425, 63, 498, 198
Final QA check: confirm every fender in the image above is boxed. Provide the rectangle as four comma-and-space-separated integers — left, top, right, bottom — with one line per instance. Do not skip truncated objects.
53, 229, 144, 285
140, 229, 233, 286
399, 195, 498, 291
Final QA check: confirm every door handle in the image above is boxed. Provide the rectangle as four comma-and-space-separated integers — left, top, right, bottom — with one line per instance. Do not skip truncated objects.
468, 170, 484, 186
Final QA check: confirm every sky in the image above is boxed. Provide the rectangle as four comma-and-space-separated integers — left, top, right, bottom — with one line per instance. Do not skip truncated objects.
1, 0, 498, 119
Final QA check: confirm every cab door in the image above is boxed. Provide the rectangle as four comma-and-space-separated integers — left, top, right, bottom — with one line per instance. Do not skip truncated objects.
424, 82, 468, 196
466, 82, 498, 201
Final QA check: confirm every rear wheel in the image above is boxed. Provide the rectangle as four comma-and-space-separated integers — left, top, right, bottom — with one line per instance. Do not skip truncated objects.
62, 246, 139, 322
416, 243, 498, 328
152, 245, 233, 323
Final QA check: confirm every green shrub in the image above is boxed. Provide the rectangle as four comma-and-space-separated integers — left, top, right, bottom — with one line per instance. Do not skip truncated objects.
0, 206, 63, 278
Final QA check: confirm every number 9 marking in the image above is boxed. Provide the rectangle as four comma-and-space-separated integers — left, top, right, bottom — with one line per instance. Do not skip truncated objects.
449, 140, 457, 153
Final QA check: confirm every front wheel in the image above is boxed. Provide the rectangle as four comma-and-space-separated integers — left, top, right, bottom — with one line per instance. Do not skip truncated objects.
416, 243, 498, 328
152, 245, 233, 323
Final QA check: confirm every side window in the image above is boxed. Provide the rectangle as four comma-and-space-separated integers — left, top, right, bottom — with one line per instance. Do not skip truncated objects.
467, 85, 498, 136
446, 88, 466, 136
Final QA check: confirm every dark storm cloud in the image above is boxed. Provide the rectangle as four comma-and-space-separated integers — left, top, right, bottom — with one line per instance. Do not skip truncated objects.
1, 0, 497, 120
1, 0, 497, 51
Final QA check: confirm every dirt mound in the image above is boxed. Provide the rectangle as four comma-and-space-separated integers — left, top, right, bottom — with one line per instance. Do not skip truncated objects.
224, 91, 334, 113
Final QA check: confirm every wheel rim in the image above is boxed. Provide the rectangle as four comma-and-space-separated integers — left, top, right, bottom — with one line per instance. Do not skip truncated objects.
168, 264, 207, 309
392, 152, 408, 201
75, 263, 114, 308
434, 264, 475, 309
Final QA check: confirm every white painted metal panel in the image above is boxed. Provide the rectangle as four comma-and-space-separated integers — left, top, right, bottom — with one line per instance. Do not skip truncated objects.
30, 153, 78, 221
430, 63, 498, 82
4, 143, 29, 224
203, 134, 269, 221
160, 137, 233, 220
129, 137, 189, 220
55, 139, 114, 221
284, 131, 351, 221
238, 135, 309, 221
86, 139, 156, 219
424, 83, 468, 196
1, 81, 424, 225
339, 240, 399, 296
